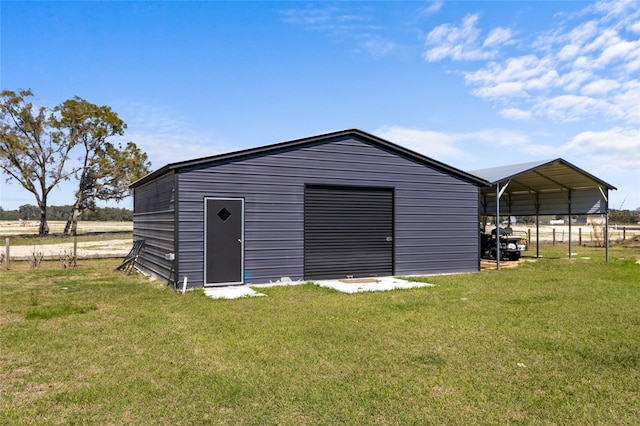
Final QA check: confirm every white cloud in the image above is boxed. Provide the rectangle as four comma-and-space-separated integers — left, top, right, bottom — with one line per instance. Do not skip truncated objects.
281, 5, 395, 58
375, 124, 637, 179
472, 81, 527, 99
608, 79, 640, 123
557, 44, 581, 61
465, 55, 560, 99
561, 127, 640, 170
566, 21, 599, 47
581, 78, 621, 95
432, 1, 640, 127
564, 127, 638, 152
122, 131, 223, 170
414, 1, 638, 206
356, 35, 396, 58
530, 78, 639, 124
281, 6, 365, 29
468, 128, 530, 148
584, 29, 619, 54
500, 108, 532, 120
424, 14, 506, 61
112, 102, 227, 170
571, 55, 592, 70
483, 27, 513, 48
533, 95, 608, 122
556, 69, 594, 92
623, 48, 640, 72
375, 126, 471, 162
374, 125, 555, 166
587, 0, 640, 23
596, 38, 640, 68
421, 1, 444, 16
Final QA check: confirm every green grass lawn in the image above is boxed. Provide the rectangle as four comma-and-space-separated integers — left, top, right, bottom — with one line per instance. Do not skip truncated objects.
1, 243, 639, 424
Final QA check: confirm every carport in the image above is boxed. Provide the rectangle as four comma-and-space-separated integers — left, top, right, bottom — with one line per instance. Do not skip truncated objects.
470, 158, 617, 269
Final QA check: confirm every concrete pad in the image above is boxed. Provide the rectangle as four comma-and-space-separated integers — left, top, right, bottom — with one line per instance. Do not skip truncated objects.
204, 286, 265, 299
203, 277, 304, 300
203, 277, 433, 300
313, 276, 434, 294
252, 277, 306, 288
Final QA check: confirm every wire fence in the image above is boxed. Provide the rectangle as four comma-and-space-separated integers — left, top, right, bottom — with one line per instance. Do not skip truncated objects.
511, 225, 640, 246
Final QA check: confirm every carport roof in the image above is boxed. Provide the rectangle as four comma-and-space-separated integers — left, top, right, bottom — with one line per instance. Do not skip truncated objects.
470, 158, 616, 195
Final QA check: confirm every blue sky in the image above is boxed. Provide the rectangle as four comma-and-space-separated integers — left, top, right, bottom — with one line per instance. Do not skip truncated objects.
1, 0, 639, 211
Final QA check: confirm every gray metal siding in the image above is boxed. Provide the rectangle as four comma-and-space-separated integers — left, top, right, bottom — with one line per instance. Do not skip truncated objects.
176, 136, 479, 287
481, 188, 608, 216
570, 189, 608, 214
133, 173, 176, 283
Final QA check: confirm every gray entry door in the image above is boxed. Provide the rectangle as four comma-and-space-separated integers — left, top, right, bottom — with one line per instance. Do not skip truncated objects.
205, 198, 244, 286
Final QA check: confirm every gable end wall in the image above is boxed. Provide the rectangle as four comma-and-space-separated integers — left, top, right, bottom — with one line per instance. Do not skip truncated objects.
175, 136, 479, 287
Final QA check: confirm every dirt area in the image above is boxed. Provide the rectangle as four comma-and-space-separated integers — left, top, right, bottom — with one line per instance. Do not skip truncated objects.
504, 224, 640, 242
624, 235, 640, 247
0, 221, 133, 236
0, 221, 133, 261
480, 258, 538, 270
2, 239, 132, 261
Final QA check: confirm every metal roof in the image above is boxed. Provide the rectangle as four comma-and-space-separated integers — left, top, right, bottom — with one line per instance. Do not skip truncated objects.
470, 158, 616, 195
131, 128, 488, 188
472, 158, 616, 265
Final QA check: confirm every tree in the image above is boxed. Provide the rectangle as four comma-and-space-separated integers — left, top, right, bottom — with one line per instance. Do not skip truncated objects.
2, 204, 133, 221
18, 204, 41, 221
1, 90, 151, 236
64, 140, 150, 234
0, 89, 78, 235
53, 97, 150, 235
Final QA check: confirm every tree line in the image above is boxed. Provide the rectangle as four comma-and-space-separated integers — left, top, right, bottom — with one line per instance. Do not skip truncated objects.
0, 205, 133, 222
609, 209, 640, 225
1, 89, 150, 236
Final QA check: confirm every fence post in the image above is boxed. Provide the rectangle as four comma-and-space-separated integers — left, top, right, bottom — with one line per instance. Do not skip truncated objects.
552, 228, 556, 246
73, 235, 78, 267
623, 226, 626, 241
4, 237, 9, 270
579, 228, 582, 245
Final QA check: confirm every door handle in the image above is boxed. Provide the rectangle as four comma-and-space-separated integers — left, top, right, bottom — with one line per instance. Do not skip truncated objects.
238, 238, 242, 243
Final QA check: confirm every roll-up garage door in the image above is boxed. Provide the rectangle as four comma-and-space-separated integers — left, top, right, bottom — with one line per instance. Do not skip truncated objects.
304, 185, 394, 280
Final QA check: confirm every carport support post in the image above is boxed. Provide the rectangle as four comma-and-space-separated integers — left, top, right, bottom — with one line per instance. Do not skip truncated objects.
535, 215, 540, 258
605, 211, 610, 263
600, 186, 610, 263
496, 182, 500, 271
568, 190, 572, 259
535, 192, 540, 258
